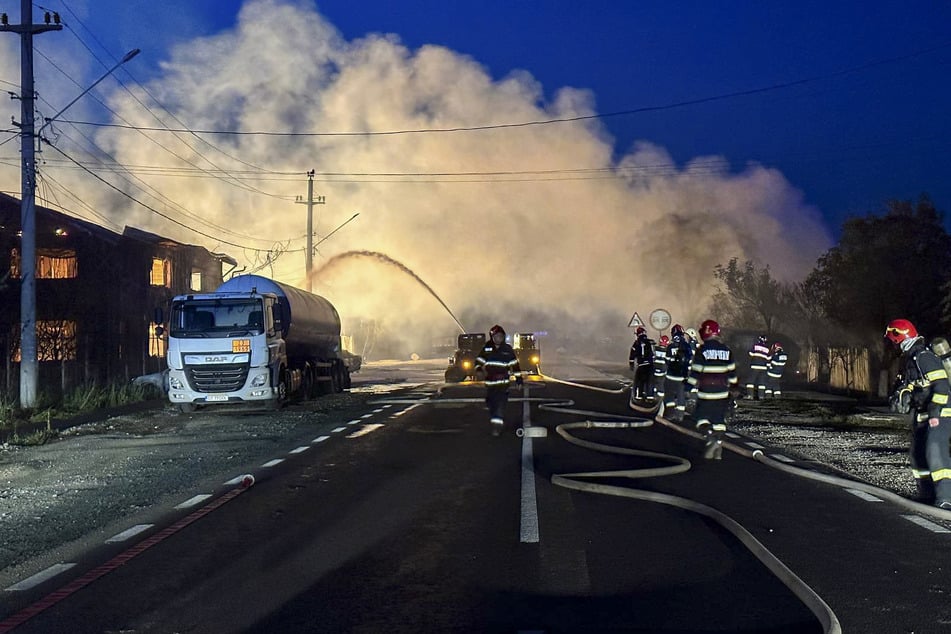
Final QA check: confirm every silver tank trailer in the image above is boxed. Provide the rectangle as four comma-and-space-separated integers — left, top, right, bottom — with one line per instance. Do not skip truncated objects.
216, 275, 342, 362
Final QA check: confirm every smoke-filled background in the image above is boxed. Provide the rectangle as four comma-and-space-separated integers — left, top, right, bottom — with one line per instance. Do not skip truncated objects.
0, 0, 833, 359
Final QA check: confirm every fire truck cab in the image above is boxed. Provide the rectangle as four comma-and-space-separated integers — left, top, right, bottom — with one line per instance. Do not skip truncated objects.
513, 332, 541, 375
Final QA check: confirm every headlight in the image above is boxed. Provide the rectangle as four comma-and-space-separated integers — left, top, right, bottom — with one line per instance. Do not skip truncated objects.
251, 373, 268, 387
462, 360, 472, 370
169, 375, 183, 389
530, 355, 539, 364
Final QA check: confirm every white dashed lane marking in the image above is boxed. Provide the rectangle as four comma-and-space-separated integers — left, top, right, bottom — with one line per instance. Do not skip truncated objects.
846, 489, 883, 502
311, 435, 330, 443
902, 515, 951, 533
175, 494, 212, 509
261, 458, 285, 468
289, 446, 310, 455
106, 524, 153, 543
5, 564, 76, 592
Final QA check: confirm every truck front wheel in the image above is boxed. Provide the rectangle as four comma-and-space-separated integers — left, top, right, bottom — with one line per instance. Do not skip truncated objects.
270, 368, 289, 409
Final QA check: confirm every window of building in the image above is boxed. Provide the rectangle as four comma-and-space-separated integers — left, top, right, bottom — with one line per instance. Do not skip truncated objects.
190, 268, 202, 291
149, 321, 167, 358
12, 320, 78, 361
150, 257, 171, 287
9, 248, 78, 279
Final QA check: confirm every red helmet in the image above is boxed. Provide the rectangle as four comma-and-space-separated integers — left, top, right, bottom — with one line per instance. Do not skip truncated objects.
489, 324, 505, 338
770, 342, 783, 354
885, 319, 917, 344
635, 326, 646, 336
660, 335, 670, 346
671, 324, 684, 336
699, 319, 720, 341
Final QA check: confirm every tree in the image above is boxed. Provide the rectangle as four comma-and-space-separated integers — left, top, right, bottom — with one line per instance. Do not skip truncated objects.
806, 195, 951, 340
711, 258, 785, 334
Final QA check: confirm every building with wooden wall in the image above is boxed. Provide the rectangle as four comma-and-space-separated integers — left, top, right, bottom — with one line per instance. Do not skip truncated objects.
0, 192, 235, 396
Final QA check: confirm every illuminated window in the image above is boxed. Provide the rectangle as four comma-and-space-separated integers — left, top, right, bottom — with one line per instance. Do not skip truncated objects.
149, 322, 167, 358
150, 257, 171, 287
9, 248, 78, 279
190, 268, 202, 291
12, 320, 78, 361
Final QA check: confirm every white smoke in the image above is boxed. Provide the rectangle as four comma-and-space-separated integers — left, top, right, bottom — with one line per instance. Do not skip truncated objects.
0, 0, 832, 358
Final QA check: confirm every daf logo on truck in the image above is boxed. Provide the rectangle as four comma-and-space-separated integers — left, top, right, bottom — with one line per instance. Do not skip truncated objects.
159, 274, 362, 413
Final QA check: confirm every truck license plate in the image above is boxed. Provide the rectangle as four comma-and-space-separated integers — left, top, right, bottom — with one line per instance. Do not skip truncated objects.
205, 394, 228, 402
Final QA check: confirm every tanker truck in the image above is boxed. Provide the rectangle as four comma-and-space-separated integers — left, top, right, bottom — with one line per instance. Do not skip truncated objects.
158, 274, 361, 412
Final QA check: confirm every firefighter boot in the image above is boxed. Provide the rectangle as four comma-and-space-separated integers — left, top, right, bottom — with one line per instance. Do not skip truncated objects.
490, 417, 504, 436
703, 432, 723, 460
916, 478, 936, 505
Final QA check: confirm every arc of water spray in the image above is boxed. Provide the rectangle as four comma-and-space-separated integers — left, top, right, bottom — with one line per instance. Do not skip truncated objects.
310, 250, 467, 333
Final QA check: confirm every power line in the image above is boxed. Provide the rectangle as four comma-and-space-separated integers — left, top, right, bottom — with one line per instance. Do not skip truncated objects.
55, 39, 951, 138
46, 143, 287, 253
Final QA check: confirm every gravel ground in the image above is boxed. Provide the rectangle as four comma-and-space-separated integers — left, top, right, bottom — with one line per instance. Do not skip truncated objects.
728, 392, 915, 499
0, 368, 920, 591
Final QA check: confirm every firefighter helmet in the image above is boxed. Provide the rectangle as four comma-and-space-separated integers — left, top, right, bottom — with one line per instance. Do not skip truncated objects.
699, 319, 720, 341
758, 334, 768, 345
686, 327, 699, 341
660, 335, 670, 346
671, 324, 684, 336
770, 342, 783, 354
884, 319, 917, 344
635, 326, 646, 336
489, 324, 506, 338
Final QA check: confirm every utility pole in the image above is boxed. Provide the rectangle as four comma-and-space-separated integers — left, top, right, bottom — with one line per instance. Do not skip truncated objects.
294, 170, 325, 292
1, 2, 62, 408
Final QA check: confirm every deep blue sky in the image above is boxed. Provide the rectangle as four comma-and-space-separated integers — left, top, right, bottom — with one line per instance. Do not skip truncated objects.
13, 0, 951, 238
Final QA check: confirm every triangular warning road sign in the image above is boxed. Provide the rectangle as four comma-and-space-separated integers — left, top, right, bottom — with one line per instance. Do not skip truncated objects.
628, 312, 643, 328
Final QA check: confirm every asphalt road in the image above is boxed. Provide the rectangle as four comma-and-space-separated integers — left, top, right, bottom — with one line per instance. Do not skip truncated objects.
2, 356, 950, 632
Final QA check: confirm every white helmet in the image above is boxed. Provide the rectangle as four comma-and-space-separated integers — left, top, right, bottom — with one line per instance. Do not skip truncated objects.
686, 327, 699, 341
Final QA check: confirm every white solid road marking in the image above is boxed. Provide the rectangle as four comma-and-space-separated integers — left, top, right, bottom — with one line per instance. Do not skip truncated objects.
902, 515, 951, 533
745, 441, 765, 449
175, 494, 212, 509
289, 446, 310, 455
5, 563, 76, 592
771, 454, 796, 463
520, 385, 540, 544
106, 524, 154, 543
261, 458, 285, 468
846, 489, 883, 502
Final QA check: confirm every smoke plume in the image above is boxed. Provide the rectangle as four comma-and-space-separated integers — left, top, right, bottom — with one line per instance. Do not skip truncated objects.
0, 0, 832, 359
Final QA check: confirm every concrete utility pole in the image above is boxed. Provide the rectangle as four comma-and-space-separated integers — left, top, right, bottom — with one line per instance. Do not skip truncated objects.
295, 170, 325, 292
0, 2, 62, 408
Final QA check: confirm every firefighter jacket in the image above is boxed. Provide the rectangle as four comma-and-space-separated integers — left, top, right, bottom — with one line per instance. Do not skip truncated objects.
767, 350, 788, 378
476, 342, 521, 387
748, 339, 770, 371
653, 343, 668, 377
894, 338, 951, 423
688, 337, 738, 400
629, 334, 653, 369
665, 334, 693, 380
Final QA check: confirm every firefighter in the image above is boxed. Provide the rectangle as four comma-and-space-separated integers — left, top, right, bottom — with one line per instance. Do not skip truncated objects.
663, 324, 693, 422
653, 334, 669, 402
687, 319, 738, 460
746, 334, 770, 400
475, 324, 522, 436
765, 342, 787, 398
628, 326, 654, 401
885, 319, 951, 508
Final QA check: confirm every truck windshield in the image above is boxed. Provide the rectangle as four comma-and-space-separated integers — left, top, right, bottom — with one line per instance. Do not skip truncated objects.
169, 298, 265, 337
